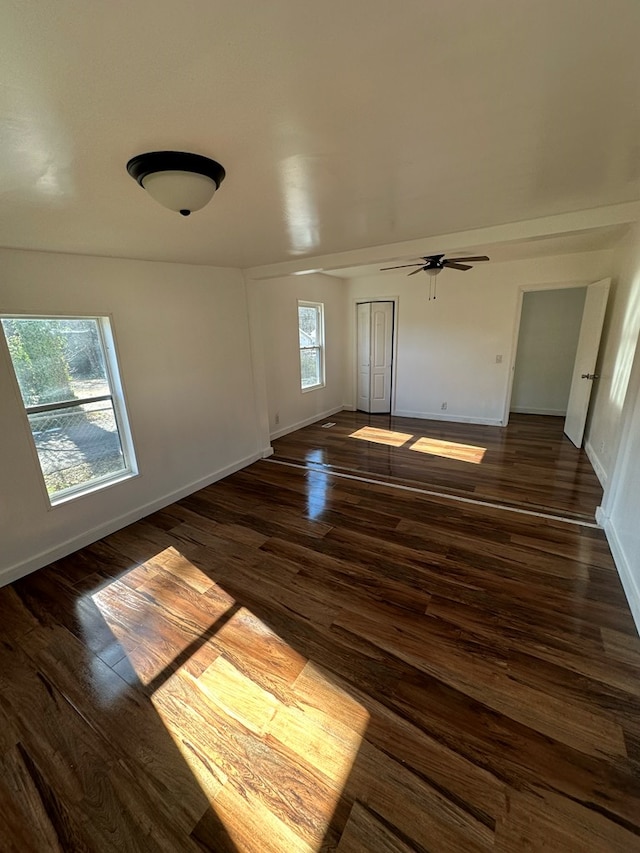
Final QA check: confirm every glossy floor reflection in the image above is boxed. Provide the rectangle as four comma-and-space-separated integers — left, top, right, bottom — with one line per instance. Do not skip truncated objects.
274, 411, 603, 521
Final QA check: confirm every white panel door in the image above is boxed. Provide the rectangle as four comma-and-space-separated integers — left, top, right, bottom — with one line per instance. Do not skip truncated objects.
369, 302, 394, 413
356, 301, 394, 413
564, 278, 610, 447
357, 302, 372, 412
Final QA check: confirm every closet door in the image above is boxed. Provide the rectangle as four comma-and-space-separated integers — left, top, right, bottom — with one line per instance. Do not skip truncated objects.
357, 301, 394, 413
356, 302, 372, 412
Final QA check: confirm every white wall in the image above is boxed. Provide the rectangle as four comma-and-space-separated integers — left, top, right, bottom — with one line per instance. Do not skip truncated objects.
254, 274, 346, 437
587, 225, 640, 633
510, 287, 586, 416
602, 342, 640, 632
0, 248, 261, 584
345, 251, 615, 425
586, 225, 640, 481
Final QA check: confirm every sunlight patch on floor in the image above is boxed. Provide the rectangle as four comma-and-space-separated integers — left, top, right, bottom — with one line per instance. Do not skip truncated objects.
156, 654, 369, 851
350, 426, 413, 447
90, 548, 235, 685
409, 436, 486, 464
92, 557, 369, 852
154, 623, 369, 852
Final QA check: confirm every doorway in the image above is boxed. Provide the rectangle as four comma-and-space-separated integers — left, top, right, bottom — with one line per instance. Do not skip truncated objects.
506, 279, 610, 447
510, 287, 586, 416
356, 301, 395, 413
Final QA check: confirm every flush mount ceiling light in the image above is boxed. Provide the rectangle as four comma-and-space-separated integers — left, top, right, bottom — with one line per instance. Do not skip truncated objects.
126, 151, 226, 216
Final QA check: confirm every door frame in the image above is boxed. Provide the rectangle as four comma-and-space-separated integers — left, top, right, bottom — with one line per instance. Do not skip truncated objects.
351, 296, 399, 414
502, 281, 593, 427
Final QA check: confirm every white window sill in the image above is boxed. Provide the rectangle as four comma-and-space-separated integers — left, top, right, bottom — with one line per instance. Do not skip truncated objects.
301, 383, 326, 394
49, 469, 139, 508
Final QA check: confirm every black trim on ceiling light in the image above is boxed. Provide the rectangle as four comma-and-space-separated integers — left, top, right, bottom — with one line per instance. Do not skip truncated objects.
126, 151, 226, 189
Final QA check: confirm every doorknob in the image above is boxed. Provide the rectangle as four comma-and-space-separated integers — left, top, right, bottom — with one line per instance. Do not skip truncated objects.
581, 373, 598, 380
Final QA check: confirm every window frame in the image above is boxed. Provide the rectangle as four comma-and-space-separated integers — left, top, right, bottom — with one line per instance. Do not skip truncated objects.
297, 300, 325, 392
0, 313, 138, 506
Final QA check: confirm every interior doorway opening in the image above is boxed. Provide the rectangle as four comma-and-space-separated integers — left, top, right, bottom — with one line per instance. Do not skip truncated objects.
511, 287, 586, 417
505, 279, 610, 447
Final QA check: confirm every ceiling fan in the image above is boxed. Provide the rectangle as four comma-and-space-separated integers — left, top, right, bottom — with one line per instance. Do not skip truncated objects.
380, 253, 490, 277
380, 253, 490, 300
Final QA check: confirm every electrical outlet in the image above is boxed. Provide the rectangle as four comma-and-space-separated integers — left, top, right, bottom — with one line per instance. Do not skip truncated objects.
441, 402, 448, 411
275, 412, 280, 425
496, 354, 503, 364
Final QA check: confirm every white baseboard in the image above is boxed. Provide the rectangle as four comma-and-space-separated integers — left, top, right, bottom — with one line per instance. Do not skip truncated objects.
270, 406, 344, 440
601, 515, 640, 637
509, 407, 566, 416
0, 450, 264, 589
393, 409, 503, 427
585, 440, 608, 487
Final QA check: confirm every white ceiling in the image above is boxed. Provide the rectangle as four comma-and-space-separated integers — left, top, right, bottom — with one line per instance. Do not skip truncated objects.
1, 0, 640, 269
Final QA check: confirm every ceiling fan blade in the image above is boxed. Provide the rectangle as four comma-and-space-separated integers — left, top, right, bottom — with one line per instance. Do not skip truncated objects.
408, 267, 425, 276
380, 263, 424, 270
446, 255, 490, 263
444, 262, 472, 271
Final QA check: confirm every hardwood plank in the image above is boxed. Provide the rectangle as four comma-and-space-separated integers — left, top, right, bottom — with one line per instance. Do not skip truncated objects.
18, 621, 213, 834
0, 745, 66, 852
194, 782, 315, 853
602, 626, 640, 667
206, 602, 307, 698
198, 655, 280, 734
336, 801, 417, 853
427, 594, 640, 697
391, 673, 640, 831
297, 664, 506, 822
154, 669, 340, 850
334, 607, 628, 760
343, 740, 493, 852
495, 788, 640, 852
0, 700, 19, 755
0, 639, 201, 851
265, 661, 368, 790
0, 585, 40, 641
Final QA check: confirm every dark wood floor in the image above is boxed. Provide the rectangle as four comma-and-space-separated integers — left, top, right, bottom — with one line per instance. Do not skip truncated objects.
272, 412, 604, 522
2, 458, 639, 850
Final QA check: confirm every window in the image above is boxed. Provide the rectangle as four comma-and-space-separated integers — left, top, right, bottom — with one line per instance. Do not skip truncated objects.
1, 316, 136, 504
298, 301, 325, 391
